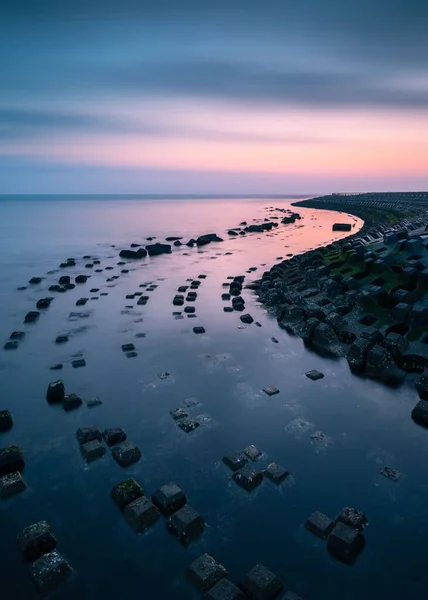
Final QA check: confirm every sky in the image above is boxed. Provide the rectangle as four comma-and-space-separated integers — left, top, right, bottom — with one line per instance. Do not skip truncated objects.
1, 0, 427, 194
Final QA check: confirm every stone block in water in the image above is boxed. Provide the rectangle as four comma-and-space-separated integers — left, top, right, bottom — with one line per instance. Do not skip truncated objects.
80, 440, 106, 461
204, 578, 247, 599
111, 478, 144, 510
327, 522, 365, 564
305, 511, 335, 540
232, 465, 263, 492
240, 564, 283, 600
62, 393, 83, 411
46, 380, 65, 404
30, 550, 73, 593
76, 426, 101, 445
243, 445, 262, 461
177, 417, 200, 433
305, 370, 324, 381
17, 521, 57, 561
112, 441, 141, 467
262, 386, 279, 396
264, 462, 289, 484
152, 482, 187, 515
124, 496, 160, 532
222, 452, 248, 472
0, 471, 26, 498
0, 445, 25, 477
0, 410, 13, 431
167, 504, 205, 545
103, 428, 126, 446
187, 553, 227, 591
412, 399, 428, 425
336, 507, 367, 530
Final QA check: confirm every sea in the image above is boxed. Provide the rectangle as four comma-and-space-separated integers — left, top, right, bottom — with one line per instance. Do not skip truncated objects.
0, 195, 426, 599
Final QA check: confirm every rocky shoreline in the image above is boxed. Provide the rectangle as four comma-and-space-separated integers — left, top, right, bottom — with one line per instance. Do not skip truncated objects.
254, 192, 428, 417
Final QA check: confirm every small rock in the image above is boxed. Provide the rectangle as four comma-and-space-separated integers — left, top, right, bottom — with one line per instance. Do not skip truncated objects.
50, 363, 63, 370
305, 511, 335, 539
62, 393, 83, 411
75, 275, 88, 283
17, 521, 57, 561
124, 496, 160, 532
232, 465, 263, 491
36, 298, 52, 309
46, 380, 65, 404
30, 550, 73, 593
305, 370, 324, 381
55, 335, 68, 343
0, 471, 26, 498
86, 396, 102, 407
167, 504, 205, 545
187, 553, 227, 591
271, 337, 279, 343
111, 478, 144, 510
254, 321, 262, 327
103, 428, 126, 446
223, 307, 234, 312
264, 462, 289, 483
29, 277, 43, 284
193, 326, 206, 334
152, 482, 187, 515
184, 306, 196, 314
112, 441, 141, 467
262, 386, 279, 396
76, 426, 101, 445
240, 564, 283, 600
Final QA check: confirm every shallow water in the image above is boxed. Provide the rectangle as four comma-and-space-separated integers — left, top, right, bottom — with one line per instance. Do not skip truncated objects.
0, 196, 426, 599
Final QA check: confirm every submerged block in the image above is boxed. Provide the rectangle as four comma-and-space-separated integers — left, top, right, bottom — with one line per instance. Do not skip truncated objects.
305, 370, 324, 381
177, 417, 200, 433
264, 462, 289, 484
193, 326, 206, 334
80, 440, 106, 461
336, 507, 367, 530
124, 496, 160, 532
305, 511, 335, 540
0, 445, 25, 477
187, 553, 227, 591
76, 426, 101, 445
170, 408, 188, 421
46, 380, 65, 404
30, 550, 73, 594
167, 504, 205, 545
243, 445, 262, 461
0, 409, 13, 431
232, 465, 263, 492
411, 400, 428, 426
204, 578, 247, 600
62, 393, 83, 411
240, 564, 283, 600
327, 522, 365, 564
111, 478, 144, 510
17, 521, 57, 561
103, 428, 127, 446
222, 452, 248, 472
262, 386, 279, 396
0, 471, 26, 498
152, 482, 187, 515
112, 441, 141, 467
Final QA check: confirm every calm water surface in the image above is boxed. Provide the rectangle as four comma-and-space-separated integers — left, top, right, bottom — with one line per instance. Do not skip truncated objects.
0, 197, 426, 600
